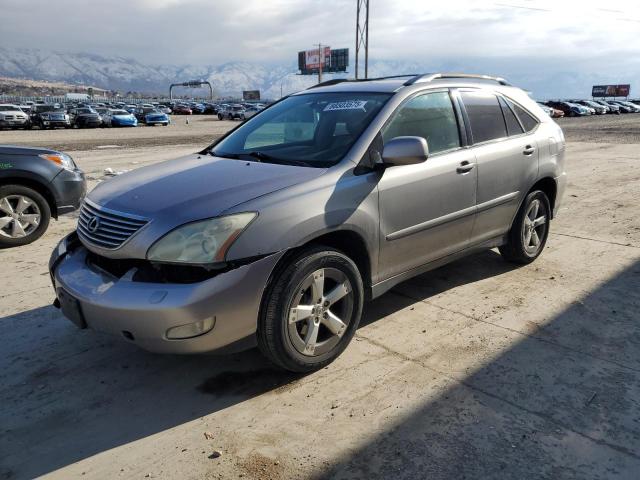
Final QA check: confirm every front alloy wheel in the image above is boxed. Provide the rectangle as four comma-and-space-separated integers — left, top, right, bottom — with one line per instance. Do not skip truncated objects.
287, 267, 353, 357
258, 246, 364, 372
0, 185, 51, 247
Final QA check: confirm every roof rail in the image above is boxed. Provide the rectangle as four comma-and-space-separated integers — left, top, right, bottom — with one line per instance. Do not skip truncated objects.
307, 74, 423, 90
306, 79, 351, 90
403, 73, 511, 86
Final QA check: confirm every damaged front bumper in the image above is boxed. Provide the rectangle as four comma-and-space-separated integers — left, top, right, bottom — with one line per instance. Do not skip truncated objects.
49, 232, 284, 354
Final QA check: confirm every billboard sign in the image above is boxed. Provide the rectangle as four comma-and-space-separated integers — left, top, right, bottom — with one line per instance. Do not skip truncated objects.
592, 84, 631, 97
243, 90, 260, 101
304, 46, 331, 70
298, 48, 349, 75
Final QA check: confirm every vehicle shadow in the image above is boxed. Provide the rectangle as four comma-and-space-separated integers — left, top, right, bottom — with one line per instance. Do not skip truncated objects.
318, 259, 640, 479
0, 248, 523, 479
361, 249, 517, 327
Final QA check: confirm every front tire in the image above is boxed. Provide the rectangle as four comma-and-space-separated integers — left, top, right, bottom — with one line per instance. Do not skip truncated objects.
0, 185, 51, 248
499, 190, 550, 264
257, 246, 364, 372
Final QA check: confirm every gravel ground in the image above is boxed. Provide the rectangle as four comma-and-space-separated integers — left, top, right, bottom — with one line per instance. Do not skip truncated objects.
0, 115, 236, 151
557, 113, 640, 144
1, 114, 639, 479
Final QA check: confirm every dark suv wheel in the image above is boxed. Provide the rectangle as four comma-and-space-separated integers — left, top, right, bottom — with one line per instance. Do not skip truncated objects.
499, 190, 550, 264
0, 185, 51, 248
257, 246, 364, 372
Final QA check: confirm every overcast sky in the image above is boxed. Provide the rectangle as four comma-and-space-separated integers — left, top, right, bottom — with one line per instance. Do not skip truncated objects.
2, 0, 640, 84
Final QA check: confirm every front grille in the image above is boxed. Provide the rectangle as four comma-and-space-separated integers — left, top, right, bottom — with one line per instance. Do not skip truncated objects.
77, 200, 148, 249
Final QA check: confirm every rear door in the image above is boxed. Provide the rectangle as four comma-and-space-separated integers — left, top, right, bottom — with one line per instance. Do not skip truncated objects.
459, 90, 540, 244
377, 90, 477, 279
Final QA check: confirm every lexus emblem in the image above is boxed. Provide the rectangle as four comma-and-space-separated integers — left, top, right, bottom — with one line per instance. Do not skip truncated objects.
87, 216, 100, 233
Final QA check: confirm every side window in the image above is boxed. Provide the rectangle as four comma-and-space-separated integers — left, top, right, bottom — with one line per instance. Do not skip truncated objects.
461, 91, 507, 144
512, 103, 539, 133
499, 97, 524, 136
382, 91, 460, 155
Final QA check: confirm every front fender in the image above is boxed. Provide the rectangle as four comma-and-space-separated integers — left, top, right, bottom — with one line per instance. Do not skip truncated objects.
225, 168, 381, 279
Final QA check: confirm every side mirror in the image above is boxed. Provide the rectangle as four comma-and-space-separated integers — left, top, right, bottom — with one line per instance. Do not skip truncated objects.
381, 136, 429, 166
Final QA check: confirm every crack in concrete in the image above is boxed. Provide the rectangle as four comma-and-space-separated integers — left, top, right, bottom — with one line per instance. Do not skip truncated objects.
552, 232, 639, 249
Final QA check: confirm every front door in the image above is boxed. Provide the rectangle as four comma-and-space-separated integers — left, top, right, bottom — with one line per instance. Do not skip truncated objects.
377, 90, 477, 280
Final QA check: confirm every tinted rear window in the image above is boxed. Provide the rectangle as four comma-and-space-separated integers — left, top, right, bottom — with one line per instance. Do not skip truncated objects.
512, 103, 539, 132
461, 91, 507, 144
499, 97, 524, 136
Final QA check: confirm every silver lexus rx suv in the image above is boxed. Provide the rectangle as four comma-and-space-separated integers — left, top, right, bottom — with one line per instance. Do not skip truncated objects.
50, 73, 567, 372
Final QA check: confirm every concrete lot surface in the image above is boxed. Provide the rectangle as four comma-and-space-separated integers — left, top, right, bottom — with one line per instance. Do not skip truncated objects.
1, 116, 639, 479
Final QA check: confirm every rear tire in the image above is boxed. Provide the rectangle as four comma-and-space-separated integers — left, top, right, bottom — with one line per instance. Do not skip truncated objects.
257, 246, 364, 372
0, 185, 51, 248
499, 190, 550, 264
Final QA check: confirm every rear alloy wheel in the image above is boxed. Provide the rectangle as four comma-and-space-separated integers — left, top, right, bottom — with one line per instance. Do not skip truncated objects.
258, 246, 364, 372
499, 190, 550, 264
0, 185, 51, 248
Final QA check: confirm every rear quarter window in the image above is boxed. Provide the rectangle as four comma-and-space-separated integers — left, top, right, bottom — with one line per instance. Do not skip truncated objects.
512, 103, 539, 133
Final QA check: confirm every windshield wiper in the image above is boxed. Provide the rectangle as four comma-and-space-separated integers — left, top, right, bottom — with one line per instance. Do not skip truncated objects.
210, 150, 313, 167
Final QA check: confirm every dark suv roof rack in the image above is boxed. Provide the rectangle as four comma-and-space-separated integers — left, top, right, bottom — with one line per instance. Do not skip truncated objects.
403, 73, 511, 86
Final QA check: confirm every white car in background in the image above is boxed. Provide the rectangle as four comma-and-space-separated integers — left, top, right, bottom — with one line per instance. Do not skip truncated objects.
241, 106, 261, 120
0, 104, 30, 129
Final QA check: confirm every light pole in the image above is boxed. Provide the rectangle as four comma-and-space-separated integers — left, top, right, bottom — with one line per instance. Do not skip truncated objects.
355, 0, 369, 79
314, 43, 327, 84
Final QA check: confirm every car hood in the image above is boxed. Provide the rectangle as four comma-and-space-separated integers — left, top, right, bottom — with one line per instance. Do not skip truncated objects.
0, 110, 27, 116
88, 153, 326, 226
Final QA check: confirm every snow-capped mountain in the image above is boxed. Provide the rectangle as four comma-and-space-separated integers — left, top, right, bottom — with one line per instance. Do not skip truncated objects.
0, 47, 619, 99
0, 47, 347, 98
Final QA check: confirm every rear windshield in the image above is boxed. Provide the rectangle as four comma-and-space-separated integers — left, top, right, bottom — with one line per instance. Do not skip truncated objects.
211, 92, 392, 168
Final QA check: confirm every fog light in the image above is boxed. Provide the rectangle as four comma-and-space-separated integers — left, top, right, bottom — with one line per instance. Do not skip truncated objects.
166, 317, 215, 340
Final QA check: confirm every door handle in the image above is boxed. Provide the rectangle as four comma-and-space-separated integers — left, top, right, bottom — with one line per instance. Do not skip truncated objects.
523, 145, 536, 155
456, 161, 476, 174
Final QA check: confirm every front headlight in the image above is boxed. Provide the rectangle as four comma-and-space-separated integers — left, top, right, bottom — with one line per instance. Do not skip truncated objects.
39, 152, 76, 171
147, 212, 257, 264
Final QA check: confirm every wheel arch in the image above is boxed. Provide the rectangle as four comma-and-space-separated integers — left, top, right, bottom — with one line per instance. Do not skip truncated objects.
0, 176, 57, 218
529, 176, 557, 219
262, 228, 374, 308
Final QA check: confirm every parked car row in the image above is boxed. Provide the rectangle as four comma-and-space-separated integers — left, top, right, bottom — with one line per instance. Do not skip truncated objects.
0, 99, 270, 130
540, 99, 640, 117
0, 103, 172, 129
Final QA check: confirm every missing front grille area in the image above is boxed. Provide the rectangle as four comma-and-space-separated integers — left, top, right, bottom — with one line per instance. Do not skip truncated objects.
85, 251, 227, 284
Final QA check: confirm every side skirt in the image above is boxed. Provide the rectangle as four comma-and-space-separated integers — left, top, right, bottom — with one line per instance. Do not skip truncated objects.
370, 235, 506, 299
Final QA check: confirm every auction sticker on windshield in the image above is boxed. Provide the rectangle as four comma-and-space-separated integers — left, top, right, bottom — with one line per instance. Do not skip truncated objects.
323, 100, 368, 112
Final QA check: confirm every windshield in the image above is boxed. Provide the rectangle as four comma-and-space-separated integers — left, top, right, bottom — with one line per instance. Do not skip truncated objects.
1, 105, 21, 111
211, 92, 392, 167
112, 110, 129, 115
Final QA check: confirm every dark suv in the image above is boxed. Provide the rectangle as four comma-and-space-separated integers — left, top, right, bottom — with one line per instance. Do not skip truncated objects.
0, 146, 86, 247
29, 105, 71, 129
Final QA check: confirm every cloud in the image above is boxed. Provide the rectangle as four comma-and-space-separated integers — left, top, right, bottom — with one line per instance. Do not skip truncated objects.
0, 0, 640, 91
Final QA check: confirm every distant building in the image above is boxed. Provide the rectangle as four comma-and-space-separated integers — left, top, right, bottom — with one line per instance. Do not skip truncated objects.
65, 93, 90, 100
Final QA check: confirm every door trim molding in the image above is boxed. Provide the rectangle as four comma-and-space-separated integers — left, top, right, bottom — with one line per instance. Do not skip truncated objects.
386, 191, 519, 241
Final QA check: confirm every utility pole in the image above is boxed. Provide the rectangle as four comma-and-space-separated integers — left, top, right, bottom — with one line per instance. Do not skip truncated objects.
314, 43, 326, 84
355, 0, 369, 79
